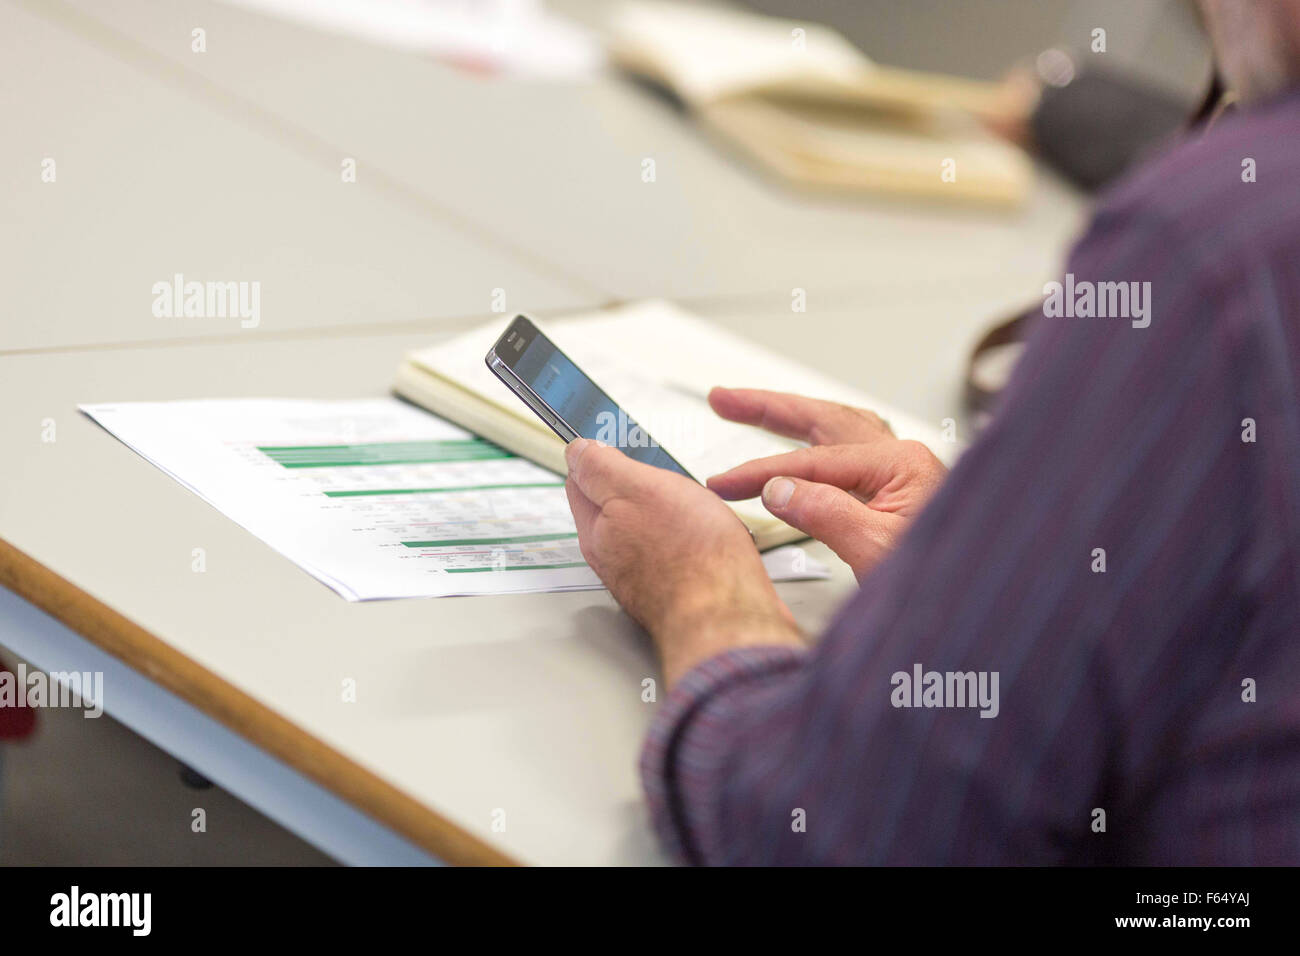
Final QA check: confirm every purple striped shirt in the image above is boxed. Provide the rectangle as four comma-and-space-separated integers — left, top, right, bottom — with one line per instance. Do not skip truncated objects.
641, 88, 1300, 865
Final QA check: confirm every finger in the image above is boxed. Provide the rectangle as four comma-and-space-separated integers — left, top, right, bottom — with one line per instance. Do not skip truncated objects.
759, 476, 896, 580
707, 444, 894, 501
564, 438, 673, 508
708, 387, 893, 445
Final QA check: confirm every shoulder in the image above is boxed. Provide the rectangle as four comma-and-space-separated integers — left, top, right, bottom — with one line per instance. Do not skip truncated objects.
1087, 88, 1300, 270
1050, 89, 1300, 350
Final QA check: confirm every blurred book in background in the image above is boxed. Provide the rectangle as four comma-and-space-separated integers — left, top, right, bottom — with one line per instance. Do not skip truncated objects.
609, 1, 1032, 206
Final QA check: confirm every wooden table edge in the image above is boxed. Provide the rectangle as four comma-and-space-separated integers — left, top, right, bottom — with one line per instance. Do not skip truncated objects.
0, 537, 519, 867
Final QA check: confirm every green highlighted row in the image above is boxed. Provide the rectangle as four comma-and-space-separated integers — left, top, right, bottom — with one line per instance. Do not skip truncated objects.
447, 562, 588, 574
257, 439, 502, 453
402, 532, 580, 548
324, 482, 564, 498
258, 439, 511, 469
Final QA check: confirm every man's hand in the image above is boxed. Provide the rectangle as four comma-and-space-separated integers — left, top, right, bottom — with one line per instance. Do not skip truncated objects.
707, 388, 948, 581
564, 438, 801, 688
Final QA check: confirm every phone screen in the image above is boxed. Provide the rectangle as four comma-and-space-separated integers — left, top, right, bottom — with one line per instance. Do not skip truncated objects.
491, 317, 694, 478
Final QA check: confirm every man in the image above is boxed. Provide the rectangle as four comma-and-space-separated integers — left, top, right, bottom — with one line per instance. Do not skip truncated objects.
563, 0, 1300, 864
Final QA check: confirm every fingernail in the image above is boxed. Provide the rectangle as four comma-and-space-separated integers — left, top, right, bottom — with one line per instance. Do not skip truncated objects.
763, 476, 795, 509
566, 438, 591, 470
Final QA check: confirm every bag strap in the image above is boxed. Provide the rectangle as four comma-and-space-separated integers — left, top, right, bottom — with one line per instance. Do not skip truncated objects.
963, 307, 1035, 420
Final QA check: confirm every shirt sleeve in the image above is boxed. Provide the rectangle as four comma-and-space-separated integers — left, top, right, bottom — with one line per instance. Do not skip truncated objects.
639, 185, 1283, 864
1030, 68, 1188, 191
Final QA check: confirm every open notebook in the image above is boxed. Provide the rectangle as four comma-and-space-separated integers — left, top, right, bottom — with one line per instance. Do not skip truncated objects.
608, 1, 1030, 206
394, 301, 949, 551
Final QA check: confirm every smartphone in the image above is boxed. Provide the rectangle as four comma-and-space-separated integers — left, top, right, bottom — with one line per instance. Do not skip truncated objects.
485, 314, 696, 480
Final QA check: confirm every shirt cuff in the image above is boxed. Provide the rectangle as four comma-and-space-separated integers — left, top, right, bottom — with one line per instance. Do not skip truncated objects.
639, 644, 808, 864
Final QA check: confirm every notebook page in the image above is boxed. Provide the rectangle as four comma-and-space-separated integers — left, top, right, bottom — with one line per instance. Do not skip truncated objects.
405, 300, 951, 479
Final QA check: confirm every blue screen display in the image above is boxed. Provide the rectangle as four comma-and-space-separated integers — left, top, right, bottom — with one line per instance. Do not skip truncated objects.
512, 333, 692, 478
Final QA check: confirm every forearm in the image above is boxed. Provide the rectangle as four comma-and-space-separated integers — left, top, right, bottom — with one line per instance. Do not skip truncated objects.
651, 598, 804, 690
640, 643, 809, 864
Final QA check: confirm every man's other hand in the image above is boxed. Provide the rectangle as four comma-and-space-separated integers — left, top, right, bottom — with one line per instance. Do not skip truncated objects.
707, 388, 948, 581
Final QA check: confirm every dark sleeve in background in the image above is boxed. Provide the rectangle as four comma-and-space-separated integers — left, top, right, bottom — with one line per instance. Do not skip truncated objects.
1031, 69, 1191, 191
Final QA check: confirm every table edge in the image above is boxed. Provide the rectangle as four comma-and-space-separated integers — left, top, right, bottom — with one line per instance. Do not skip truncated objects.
0, 536, 519, 867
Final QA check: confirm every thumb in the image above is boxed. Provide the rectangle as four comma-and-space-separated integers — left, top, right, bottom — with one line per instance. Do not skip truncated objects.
761, 476, 895, 580
565, 437, 667, 507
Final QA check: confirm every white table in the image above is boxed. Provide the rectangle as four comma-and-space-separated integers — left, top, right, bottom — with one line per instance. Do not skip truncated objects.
0, 0, 1084, 864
